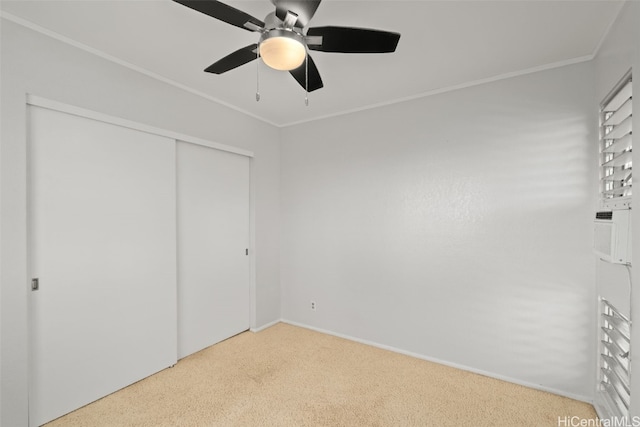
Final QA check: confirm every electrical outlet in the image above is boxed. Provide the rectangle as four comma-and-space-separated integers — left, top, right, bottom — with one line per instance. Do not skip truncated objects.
311, 301, 316, 311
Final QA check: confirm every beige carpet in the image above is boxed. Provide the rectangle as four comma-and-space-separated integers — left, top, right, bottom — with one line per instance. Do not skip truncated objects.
46, 322, 596, 426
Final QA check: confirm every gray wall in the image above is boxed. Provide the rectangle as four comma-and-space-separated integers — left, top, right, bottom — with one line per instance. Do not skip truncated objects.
1, 20, 281, 425
280, 62, 598, 400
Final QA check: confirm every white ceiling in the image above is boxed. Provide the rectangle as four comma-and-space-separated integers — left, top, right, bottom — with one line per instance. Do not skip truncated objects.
1, 0, 625, 127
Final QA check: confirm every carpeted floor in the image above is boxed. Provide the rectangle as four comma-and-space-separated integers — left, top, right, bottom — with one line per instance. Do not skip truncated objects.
45, 322, 597, 426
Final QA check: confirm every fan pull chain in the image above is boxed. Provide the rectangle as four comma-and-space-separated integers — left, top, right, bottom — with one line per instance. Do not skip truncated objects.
305, 51, 309, 106
256, 45, 261, 102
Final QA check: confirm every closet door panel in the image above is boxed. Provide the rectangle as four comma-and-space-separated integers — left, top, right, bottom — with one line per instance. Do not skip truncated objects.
28, 106, 177, 427
177, 141, 250, 359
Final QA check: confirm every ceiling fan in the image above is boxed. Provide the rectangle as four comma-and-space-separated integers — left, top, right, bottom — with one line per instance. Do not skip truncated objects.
173, 0, 401, 93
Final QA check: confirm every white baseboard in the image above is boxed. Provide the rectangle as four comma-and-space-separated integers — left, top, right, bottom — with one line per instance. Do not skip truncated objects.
250, 318, 282, 333
280, 318, 594, 404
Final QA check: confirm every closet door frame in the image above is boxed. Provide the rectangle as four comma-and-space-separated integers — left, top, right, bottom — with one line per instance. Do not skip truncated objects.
24, 94, 257, 407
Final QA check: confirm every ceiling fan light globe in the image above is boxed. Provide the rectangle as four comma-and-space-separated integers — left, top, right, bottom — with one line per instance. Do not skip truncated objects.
260, 32, 306, 71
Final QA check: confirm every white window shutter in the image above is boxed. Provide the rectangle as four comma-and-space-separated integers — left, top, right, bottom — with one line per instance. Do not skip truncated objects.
600, 78, 632, 202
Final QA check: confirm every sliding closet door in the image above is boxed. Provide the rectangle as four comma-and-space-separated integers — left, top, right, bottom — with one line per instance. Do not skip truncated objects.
28, 106, 177, 427
177, 141, 250, 359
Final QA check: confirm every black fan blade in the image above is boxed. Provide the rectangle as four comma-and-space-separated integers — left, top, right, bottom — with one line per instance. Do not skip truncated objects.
307, 26, 400, 53
289, 55, 323, 92
174, 0, 265, 32
204, 44, 258, 74
273, 0, 322, 28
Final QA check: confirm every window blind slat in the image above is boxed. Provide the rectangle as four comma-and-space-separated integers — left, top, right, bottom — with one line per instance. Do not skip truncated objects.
603, 80, 633, 112
604, 186, 632, 196
602, 341, 630, 371
601, 381, 629, 416
605, 312, 631, 336
602, 367, 631, 406
603, 134, 632, 153
603, 116, 633, 141
603, 151, 632, 168
603, 98, 633, 126
602, 354, 630, 393
602, 169, 632, 182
